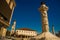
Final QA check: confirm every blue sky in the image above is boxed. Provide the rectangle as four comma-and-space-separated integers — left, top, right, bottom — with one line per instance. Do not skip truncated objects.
8, 0, 60, 33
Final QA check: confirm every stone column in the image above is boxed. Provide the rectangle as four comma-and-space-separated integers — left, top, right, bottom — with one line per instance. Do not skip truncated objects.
1, 27, 7, 37
39, 2, 49, 32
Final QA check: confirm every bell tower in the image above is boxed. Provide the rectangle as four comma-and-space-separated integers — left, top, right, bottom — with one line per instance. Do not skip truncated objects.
52, 25, 55, 35
10, 20, 16, 35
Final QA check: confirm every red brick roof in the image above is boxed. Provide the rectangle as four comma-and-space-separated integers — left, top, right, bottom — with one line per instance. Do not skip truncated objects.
19, 28, 35, 31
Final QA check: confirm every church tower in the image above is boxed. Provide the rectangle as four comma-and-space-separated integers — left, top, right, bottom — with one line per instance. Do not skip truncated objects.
10, 20, 16, 35
52, 25, 55, 35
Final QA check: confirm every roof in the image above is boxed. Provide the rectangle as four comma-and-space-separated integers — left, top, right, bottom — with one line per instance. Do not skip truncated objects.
17, 28, 36, 31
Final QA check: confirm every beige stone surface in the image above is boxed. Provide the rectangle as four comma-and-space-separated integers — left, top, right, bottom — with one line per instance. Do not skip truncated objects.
33, 32, 60, 40
0, 27, 7, 37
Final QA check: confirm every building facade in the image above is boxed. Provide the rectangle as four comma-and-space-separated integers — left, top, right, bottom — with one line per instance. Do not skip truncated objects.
0, 0, 16, 37
16, 28, 37, 38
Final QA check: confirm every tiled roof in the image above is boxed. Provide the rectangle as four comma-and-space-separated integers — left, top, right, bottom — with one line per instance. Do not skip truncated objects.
18, 28, 36, 31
